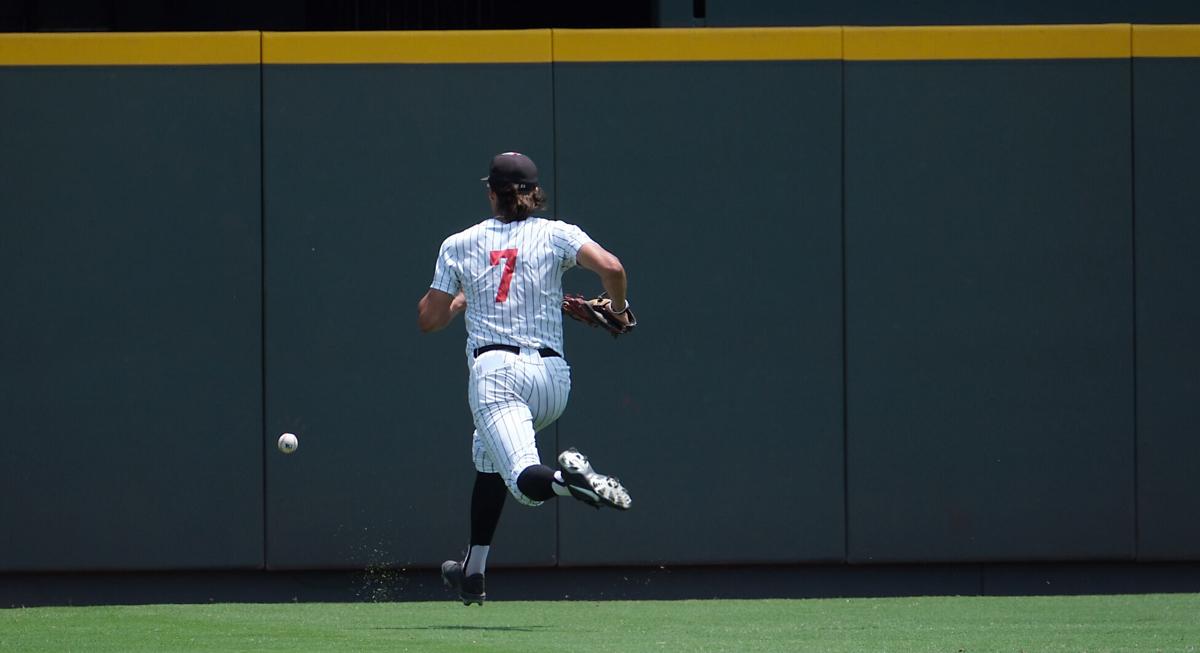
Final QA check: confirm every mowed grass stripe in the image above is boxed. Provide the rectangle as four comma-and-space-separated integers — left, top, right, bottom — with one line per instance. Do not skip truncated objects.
1, 595, 1199, 652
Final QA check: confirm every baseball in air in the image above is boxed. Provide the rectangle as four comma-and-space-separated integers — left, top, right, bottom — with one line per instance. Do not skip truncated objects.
277, 432, 299, 454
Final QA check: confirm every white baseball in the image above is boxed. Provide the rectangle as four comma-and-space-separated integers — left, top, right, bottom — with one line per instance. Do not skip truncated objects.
277, 432, 299, 454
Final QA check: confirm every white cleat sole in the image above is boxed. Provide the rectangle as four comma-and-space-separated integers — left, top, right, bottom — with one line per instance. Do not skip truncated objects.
558, 448, 632, 511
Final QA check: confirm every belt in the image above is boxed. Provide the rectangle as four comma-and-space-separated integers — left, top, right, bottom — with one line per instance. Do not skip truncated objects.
473, 344, 561, 359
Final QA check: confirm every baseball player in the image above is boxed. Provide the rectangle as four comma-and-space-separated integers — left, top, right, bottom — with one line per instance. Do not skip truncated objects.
417, 152, 633, 606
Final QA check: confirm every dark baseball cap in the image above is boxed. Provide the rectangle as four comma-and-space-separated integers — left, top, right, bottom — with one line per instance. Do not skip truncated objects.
482, 152, 539, 191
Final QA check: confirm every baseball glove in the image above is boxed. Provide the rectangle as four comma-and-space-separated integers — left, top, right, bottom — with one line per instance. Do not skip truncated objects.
562, 293, 637, 338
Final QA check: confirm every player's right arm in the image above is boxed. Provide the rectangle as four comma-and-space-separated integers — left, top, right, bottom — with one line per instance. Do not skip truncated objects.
418, 234, 466, 333
417, 288, 465, 333
576, 242, 630, 324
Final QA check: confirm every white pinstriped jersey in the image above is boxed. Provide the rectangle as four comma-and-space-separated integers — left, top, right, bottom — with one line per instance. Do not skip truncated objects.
430, 216, 593, 358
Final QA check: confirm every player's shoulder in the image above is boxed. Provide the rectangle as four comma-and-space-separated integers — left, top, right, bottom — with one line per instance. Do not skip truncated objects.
520, 217, 591, 250
439, 217, 494, 250
529, 216, 585, 233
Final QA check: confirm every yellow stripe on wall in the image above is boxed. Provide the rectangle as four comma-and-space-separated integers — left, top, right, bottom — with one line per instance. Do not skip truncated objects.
1134, 25, 1200, 57
4, 25, 1200, 66
0, 31, 259, 65
845, 24, 1131, 61
553, 27, 842, 62
262, 30, 552, 64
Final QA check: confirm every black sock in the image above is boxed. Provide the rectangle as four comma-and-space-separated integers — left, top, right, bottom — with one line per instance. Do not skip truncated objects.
470, 472, 508, 546
515, 464, 558, 502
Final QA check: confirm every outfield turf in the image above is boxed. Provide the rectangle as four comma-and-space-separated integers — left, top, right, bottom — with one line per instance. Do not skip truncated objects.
1, 594, 1198, 652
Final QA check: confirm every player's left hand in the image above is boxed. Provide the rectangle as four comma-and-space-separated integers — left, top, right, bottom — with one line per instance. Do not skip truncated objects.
562, 294, 637, 338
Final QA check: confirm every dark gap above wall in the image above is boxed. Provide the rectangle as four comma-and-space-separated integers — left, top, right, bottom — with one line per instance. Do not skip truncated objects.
5, 0, 1199, 32
2, 0, 657, 32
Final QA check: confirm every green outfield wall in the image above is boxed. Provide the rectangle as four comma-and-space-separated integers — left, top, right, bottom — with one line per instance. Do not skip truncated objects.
1133, 53, 1200, 561
845, 57, 1134, 562
0, 34, 264, 571
552, 55, 845, 565
0, 25, 1197, 572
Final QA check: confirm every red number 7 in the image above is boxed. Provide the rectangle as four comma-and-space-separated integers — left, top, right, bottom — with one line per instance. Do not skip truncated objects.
490, 249, 518, 302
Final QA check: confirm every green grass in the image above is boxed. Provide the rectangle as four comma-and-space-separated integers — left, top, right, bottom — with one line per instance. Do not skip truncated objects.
2, 595, 1199, 653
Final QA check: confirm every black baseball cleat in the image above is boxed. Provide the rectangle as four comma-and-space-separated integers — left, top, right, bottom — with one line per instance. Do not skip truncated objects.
557, 448, 632, 510
441, 560, 486, 606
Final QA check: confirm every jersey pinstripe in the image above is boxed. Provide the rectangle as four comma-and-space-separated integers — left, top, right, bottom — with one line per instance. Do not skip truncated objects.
430, 217, 593, 358
429, 215, 592, 505
468, 349, 571, 506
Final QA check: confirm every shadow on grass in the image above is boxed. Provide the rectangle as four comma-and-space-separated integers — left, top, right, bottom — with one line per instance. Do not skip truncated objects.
372, 625, 549, 632
9, 563, 1200, 608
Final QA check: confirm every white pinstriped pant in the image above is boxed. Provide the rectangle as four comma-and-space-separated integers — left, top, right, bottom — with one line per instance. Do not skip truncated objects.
468, 348, 571, 506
